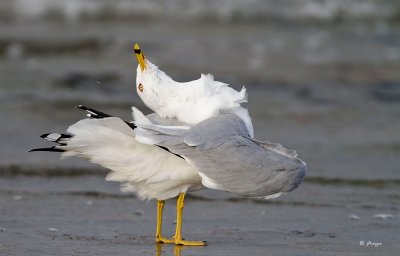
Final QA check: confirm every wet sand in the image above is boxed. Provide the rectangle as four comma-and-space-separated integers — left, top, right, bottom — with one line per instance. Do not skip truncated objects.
1, 2, 400, 255
1, 175, 399, 256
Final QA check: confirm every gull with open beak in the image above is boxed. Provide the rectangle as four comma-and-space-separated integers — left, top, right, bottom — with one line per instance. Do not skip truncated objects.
31, 44, 306, 247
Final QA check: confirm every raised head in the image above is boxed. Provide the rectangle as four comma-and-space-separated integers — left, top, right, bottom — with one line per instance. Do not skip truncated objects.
133, 43, 173, 114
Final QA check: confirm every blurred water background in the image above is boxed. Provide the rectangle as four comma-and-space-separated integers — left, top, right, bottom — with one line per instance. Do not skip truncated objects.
1, 1, 400, 254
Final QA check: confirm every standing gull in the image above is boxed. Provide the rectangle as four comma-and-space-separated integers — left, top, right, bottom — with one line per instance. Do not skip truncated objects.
31, 44, 306, 246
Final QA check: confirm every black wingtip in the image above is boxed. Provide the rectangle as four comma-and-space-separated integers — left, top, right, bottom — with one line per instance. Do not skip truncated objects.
127, 122, 137, 130
39, 133, 72, 143
29, 147, 65, 153
75, 105, 136, 131
76, 105, 112, 119
76, 105, 92, 112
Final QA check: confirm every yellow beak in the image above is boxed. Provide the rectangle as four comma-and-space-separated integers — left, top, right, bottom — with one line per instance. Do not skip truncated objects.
134, 43, 147, 71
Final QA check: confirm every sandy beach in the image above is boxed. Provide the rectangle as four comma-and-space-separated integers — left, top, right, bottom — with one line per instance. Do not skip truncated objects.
1, 174, 399, 255
1, 1, 400, 255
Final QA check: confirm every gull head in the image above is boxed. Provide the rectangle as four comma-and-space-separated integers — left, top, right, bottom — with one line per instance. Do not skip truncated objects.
134, 43, 173, 114
133, 43, 254, 137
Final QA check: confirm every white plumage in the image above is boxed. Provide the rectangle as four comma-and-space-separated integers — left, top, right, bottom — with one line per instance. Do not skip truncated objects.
59, 115, 203, 201
136, 61, 254, 138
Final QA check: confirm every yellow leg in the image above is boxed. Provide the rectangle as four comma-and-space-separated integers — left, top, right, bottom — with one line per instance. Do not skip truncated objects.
173, 193, 206, 246
155, 200, 174, 244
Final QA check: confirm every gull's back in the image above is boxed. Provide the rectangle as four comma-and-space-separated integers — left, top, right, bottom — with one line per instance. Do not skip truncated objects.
134, 111, 306, 199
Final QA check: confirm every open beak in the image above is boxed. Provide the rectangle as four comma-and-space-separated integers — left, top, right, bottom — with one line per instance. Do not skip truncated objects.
134, 43, 147, 71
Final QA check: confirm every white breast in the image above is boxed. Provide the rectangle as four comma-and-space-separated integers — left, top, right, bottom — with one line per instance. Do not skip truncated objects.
153, 74, 254, 137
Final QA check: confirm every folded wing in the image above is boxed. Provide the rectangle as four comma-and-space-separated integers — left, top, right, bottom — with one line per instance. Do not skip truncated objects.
134, 109, 306, 199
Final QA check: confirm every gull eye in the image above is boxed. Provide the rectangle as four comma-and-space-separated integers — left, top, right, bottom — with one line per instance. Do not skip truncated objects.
138, 83, 144, 92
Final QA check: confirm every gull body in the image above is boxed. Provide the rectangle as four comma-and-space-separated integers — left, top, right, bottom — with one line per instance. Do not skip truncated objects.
31, 44, 306, 246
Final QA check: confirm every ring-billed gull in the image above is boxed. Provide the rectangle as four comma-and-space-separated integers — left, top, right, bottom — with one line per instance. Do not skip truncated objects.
31, 44, 306, 246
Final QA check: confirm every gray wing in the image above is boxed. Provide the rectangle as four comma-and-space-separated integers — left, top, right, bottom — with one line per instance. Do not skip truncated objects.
135, 112, 306, 198
180, 135, 306, 197
183, 113, 251, 150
